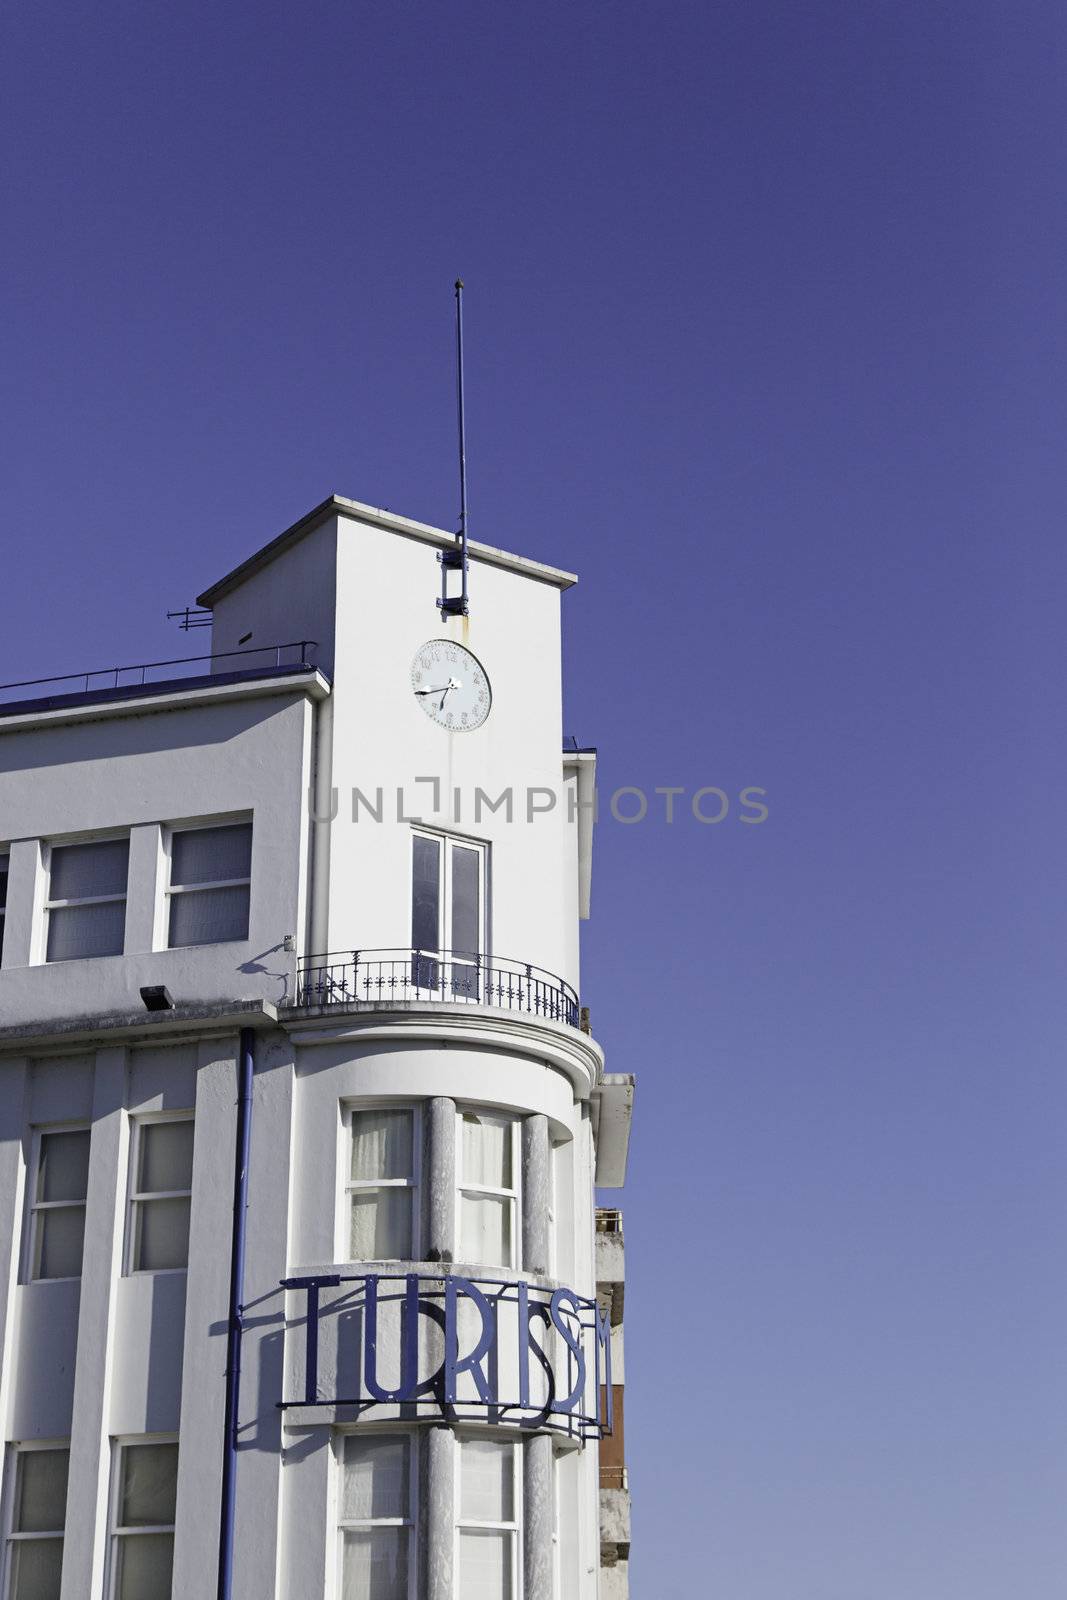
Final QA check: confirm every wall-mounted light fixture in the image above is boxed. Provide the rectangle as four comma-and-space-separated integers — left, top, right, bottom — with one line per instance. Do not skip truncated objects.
139, 985, 174, 1012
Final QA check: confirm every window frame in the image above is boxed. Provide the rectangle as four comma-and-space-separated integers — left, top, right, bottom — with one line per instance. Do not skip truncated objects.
163, 817, 253, 951
453, 1432, 522, 1600
2, 1440, 70, 1600
105, 1435, 179, 1600
24, 1123, 91, 1284
43, 833, 130, 965
455, 1110, 522, 1271
410, 828, 490, 959
333, 1428, 418, 1600
340, 1103, 422, 1264
124, 1113, 195, 1278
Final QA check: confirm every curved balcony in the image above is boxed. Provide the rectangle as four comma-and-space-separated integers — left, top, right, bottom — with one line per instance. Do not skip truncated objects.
296, 948, 580, 1030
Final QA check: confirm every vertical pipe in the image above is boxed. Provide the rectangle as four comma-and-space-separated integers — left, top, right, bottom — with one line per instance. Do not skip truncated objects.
454, 278, 469, 613
217, 1028, 254, 1600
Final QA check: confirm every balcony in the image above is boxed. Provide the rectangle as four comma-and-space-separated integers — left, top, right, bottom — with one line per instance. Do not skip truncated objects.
295, 948, 580, 1030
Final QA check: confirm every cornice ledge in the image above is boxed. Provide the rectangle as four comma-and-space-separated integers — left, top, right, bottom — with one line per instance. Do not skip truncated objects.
280, 1001, 603, 1097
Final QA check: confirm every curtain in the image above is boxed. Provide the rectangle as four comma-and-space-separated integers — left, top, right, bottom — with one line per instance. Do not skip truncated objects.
341, 1529, 408, 1600
49, 839, 128, 899
171, 824, 252, 887
140, 1122, 194, 1194
16, 1450, 68, 1532
9, 1539, 63, 1599
461, 1117, 511, 1189
38, 1131, 90, 1203
117, 1534, 174, 1600
136, 1197, 191, 1272
36, 1208, 85, 1281
351, 1111, 412, 1183
460, 1194, 510, 1266
458, 1531, 512, 1600
120, 1444, 178, 1527
168, 884, 250, 948
351, 1190, 412, 1261
460, 1440, 513, 1522
47, 901, 126, 961
341, 1436, 410, 1600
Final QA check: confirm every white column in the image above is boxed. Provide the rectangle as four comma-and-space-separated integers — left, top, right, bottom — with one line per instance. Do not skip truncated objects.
3, 839, 43, 967
522, 1114, 550, 1276
124, 824, 163, 954
523, 1432, 554, 1600
61, 1046, 129, 1600
426, 1097, 456, 1263
424, 1425, 454, 1600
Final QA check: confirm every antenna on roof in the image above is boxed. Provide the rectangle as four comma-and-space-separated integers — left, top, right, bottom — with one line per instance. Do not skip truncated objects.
438, 279, 470, 618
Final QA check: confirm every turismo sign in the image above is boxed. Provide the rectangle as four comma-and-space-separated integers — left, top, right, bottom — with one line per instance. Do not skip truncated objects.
279, 1271, 612, 1440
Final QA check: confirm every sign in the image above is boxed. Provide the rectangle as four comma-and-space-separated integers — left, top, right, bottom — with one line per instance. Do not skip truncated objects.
280, 1271, 612, 1440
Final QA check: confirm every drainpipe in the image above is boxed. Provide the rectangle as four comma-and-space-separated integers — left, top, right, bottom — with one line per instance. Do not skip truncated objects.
217, 1027, 254, 1600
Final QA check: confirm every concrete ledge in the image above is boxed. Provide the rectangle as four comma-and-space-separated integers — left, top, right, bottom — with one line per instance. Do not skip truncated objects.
0, 998, 279, 1055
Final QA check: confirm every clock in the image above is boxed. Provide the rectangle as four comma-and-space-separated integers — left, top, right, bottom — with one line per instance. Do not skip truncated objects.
411, 640, 492, 731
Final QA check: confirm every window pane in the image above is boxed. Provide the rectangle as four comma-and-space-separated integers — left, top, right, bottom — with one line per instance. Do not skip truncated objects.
461, 1116, 512, 1189
38, 1130, 90, 1203
342, 1435, 409, 1520
351, 1190, 412, 1261
15, 1450, 69, 1532
170, 824, 252, 887
47, 901, 126, 961
458, 1529, 512, 1600
34, 1207, 85, 1280
411, 835, 440, 952
461, 1440, 514, 1523
341, 1527, 408, 1600
135, 1198, 191, 1271
9, 1538, 63, 1600
139, 1122, 194, 1194
116, 1533, 174, 1600
460, 1194, 510, 1266
351, 1110, 412, 1182
450, 845, 480, 959
49, 839, 128, 901
120, 1443, 178, 1527
167, 885, 250, 948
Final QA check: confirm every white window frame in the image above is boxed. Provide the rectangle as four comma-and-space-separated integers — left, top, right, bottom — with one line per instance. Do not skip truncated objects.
453, 1433, 522, 1600
2, 1440, 69, 1600
23, 1124, 91, 1284
164, 816, 253, 950
105, 1435, 178, 1600
333, 1429, 418, 1600
340, 1103, 422, 1263
43, 833, 129, 964
124, 1113, 195, 1277
410, 828, 489, 958
455, 1111, 522, 1271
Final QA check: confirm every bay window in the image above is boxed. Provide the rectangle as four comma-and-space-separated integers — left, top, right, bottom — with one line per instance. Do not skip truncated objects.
456, 1438, 520, 1600
338, 1433, 414, 1600
457, 1113, 519, 1268
346, 1108, 418, 1261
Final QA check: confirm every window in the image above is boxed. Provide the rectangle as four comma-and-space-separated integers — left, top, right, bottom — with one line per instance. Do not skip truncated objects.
456, 1439, 520, 1600
166, 822, 252, 949
45, 838, 129, 962
457, 1114, 519, 1268
0, 854, 8, 966
27, 1128, 90, 1281
4, 1445, 69, 1600
411, 832, 486, 993
108, 1439, 177, 1600
347, 1109, 418, 1261
337, 1433, 415, 1600
128, 1118, 194, 1273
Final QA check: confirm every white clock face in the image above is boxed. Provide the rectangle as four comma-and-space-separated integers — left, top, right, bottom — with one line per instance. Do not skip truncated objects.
411, 640, 491, 731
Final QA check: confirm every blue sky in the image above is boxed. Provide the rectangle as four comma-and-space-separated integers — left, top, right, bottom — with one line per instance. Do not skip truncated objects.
3, 2, 1066, 1593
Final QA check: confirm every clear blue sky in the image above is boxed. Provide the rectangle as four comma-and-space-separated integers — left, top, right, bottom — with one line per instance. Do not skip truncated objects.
3, 2, 1066, 1593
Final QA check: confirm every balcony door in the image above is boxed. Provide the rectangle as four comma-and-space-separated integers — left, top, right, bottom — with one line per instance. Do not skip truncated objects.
411, 831, 487, 998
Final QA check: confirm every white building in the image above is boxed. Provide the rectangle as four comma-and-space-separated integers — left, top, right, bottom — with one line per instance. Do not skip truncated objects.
0, 495, 633, 1600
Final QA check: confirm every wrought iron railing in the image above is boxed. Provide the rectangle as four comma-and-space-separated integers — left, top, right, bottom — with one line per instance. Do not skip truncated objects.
295, 948, 580, 1029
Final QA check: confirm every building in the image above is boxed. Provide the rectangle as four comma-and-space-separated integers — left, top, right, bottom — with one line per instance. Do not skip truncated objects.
0, 495, 634, 1600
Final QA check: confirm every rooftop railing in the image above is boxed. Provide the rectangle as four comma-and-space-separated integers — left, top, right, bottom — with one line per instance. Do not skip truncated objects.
0, 641, 319, 707
295, 948, 580, 1030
